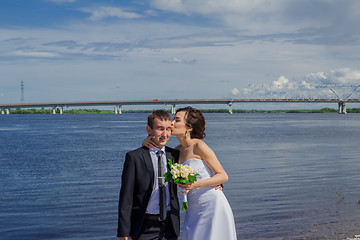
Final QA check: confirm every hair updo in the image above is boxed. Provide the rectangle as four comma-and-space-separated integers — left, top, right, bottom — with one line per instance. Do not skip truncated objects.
176, 106, 206, 139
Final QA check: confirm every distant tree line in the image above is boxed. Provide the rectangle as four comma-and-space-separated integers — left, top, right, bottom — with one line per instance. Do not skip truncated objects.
9, 108, 113, 114
7, 107, 360, 114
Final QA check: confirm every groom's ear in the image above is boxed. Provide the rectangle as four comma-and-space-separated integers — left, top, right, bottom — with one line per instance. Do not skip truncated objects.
146, 125, 152, 135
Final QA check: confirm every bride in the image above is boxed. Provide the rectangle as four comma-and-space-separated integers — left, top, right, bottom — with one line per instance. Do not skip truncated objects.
146, 107, 237, 240
172, 107, 236, 240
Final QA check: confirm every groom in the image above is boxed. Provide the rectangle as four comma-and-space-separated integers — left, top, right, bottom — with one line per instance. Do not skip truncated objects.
117, 110, 180, 240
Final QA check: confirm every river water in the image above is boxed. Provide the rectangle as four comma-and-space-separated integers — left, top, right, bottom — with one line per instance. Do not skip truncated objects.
1, 113, 360, 239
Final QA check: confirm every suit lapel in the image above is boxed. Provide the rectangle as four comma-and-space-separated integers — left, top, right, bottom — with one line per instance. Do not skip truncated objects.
165, 147, 173, 166
165, 146, 175, 191
141, 147, 155, 186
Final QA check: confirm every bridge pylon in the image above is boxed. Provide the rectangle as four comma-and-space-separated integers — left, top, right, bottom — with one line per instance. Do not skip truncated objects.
114, 105, 122, 114
338, 101, 347, 114
1, 108, 10, 114
228, 102, 233, 114
171, 104, 176, 114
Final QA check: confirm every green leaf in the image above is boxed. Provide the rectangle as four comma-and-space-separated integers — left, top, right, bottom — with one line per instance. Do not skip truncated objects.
181, 179, 189, 185
188, 175, 196, 182
182, 202, 188, 210
174, 178, 180, 184
187, 173, 199, 183
164, 172, 173, 182
167, 158, 174, 167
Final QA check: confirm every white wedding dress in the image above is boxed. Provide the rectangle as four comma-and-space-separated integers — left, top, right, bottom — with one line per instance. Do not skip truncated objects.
182, 158, 237, 240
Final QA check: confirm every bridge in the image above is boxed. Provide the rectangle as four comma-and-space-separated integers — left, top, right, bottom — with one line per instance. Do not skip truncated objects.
1, 98, 360, 115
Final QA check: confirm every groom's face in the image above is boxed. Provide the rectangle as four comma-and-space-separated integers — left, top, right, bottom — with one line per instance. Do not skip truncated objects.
146, 118, 172, 148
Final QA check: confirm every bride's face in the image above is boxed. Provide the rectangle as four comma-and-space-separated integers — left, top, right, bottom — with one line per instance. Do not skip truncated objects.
171, 111, 188, 137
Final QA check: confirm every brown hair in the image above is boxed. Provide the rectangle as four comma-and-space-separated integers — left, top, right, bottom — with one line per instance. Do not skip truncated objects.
176, 106, 206, 139
147, 110, 171, 129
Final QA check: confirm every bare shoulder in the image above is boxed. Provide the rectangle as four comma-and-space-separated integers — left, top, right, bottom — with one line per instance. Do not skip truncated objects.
194, 140, 212, 154
194, 139, 205, 148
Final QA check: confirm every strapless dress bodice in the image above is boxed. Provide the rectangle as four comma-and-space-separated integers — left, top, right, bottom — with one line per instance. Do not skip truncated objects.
182, 158, 214, 181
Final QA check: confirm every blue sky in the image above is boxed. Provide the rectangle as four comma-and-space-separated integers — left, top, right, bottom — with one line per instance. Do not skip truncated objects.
1, 0, 360, 106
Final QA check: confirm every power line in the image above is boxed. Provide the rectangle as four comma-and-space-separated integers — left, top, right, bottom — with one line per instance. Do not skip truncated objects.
21, 81, 24, 103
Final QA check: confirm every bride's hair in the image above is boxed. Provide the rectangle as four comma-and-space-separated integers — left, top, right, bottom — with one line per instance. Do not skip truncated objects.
176, 106, 206, 139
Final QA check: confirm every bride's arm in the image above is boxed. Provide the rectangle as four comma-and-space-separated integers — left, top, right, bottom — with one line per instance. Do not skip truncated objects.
179, 141, 228, 191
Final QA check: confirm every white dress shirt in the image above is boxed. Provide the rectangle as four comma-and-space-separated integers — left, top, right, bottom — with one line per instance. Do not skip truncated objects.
146, 147, 171, 214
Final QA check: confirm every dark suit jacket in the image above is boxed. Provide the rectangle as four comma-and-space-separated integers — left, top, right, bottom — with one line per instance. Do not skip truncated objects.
117, 146, 180, 239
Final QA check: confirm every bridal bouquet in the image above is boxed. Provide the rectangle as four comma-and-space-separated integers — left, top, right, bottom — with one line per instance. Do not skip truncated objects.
164, 158, 199, 210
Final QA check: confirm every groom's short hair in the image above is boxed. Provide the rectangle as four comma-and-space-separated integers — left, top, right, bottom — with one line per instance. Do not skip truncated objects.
147, 110, 171, 129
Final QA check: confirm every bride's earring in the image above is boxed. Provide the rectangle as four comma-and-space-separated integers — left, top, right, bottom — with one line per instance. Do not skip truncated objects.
185, 130, 189, 138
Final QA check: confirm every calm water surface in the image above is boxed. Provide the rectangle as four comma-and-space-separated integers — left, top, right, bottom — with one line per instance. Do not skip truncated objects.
1, 113, 360, 239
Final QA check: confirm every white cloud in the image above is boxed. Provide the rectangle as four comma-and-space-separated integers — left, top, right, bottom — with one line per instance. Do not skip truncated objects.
151, 0, 279, 15
239, 68, 360, 100
231, 87, 239, 96
150, 0, 313, 32
150, 0, 186, 14
150, 0, 360, 43
328, 68, 360, 84
301, 68, 360, 99
162, 57, 196, 64
272, 75, 289, 89
0, 21, 219, 63
300, 80, 315, 90
304, 68, 360, 86
306, 72, 327, 82
84, 7, 143, 21
8, 50, 59, 58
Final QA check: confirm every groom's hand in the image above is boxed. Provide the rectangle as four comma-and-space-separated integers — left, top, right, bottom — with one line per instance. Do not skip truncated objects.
119, 237, 132, 240
211, 184, 223, 190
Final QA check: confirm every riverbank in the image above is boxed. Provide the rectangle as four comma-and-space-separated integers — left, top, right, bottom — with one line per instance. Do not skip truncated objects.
5, 107, 360, 114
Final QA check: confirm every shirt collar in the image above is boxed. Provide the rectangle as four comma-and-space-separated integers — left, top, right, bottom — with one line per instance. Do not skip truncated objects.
149, 146, 166, 154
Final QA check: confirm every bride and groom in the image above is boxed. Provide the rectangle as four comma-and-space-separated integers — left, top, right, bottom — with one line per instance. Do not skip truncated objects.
117, 108, 237, 240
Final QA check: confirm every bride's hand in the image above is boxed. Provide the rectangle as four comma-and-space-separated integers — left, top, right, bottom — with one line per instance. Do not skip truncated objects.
178, 182, 197, 191
142, 136, 159, 150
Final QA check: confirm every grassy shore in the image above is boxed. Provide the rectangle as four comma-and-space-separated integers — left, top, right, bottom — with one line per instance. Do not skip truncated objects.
6, 107, 360, 114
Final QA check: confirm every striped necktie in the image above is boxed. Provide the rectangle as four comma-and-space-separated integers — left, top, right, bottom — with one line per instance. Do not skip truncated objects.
156, 150, 167, 221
